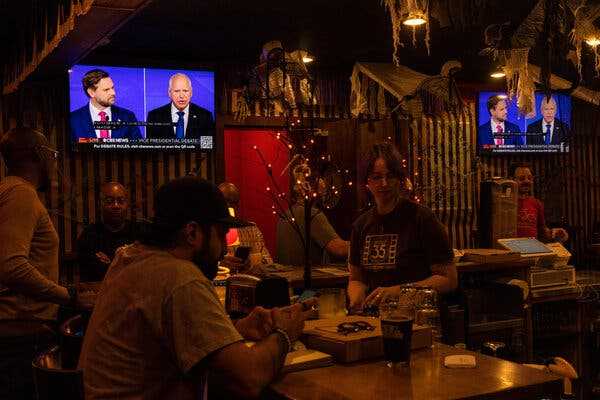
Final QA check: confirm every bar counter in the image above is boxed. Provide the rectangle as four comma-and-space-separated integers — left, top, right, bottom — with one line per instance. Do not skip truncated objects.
267, 343, 562, 400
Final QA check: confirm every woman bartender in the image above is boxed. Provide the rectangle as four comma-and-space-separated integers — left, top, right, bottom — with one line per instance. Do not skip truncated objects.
347, 143, 457, 311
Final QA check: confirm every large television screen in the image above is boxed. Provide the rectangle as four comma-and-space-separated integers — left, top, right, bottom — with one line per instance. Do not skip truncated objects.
477, 91, 571, 154
69, 65, 215, 151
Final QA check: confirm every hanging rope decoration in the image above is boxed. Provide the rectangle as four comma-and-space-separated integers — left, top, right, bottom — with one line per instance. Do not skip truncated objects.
500, 48, 536, 117
383, 0, 431, 65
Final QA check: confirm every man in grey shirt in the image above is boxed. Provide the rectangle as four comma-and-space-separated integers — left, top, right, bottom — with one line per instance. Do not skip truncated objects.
276, 203, 348, 266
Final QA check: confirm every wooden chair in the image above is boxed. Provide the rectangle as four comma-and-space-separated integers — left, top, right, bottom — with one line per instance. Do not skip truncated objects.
32, 345, 84, 400
59, 314, 88, 370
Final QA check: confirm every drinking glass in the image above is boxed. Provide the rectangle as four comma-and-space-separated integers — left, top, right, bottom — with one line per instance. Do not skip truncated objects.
379, 297, 415, 367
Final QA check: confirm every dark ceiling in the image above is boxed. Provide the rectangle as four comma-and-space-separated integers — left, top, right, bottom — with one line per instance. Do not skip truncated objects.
82, 0, 600, 87
4, 0, 600, 89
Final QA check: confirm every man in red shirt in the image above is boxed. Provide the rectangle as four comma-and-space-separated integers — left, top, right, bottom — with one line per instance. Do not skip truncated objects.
511, 164, 568, 242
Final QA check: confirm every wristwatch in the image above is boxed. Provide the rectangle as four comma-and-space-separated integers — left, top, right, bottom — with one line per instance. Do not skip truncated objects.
275, 328, 292, 354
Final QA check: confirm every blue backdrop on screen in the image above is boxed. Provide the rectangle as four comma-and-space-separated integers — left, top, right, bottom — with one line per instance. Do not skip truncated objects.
69, 65, 215, 139
477, 91, 572, 132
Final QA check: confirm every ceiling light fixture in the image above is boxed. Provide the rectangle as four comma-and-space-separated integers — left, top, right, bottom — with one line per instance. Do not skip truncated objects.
585, 37, 600, 47
403, 12, 427, 26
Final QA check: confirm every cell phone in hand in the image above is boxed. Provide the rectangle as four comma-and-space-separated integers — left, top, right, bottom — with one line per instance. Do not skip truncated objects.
234, 246, 251, 262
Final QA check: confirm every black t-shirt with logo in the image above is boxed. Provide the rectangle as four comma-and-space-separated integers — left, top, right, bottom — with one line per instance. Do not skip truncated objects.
349, 200, 453, 291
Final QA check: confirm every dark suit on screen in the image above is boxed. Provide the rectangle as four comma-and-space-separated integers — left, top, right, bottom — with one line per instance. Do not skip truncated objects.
145, 103, 214, 139
70, 104, 142, 141
478, 120, 524, 146
526, 118, 570, 145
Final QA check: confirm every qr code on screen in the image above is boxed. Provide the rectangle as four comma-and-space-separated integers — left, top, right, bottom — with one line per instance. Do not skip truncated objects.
200, 136, 213, 149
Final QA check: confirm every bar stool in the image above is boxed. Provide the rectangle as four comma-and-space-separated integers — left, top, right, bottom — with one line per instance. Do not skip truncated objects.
32, 345, 84, 400
0, 320, 56, 400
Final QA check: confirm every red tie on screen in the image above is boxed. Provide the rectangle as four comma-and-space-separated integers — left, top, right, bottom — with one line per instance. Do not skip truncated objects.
98, 111, 110, 139
494, 124, 503, 145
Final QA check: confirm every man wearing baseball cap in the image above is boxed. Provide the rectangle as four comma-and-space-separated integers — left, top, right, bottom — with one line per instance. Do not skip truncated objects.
78, 176, 314, 399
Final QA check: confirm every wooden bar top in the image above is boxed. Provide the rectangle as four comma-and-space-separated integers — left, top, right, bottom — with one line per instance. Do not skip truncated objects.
268, 343, 562, 400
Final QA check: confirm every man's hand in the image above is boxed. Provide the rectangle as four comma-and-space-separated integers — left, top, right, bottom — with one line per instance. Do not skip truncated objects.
363, 285, 402, 308
74, 282, 101, 310
220, 255, 250, 274
95, 251, 111, 265
235, 306, 273, 341
271, 300, 315, 342
551, 228, 569, 243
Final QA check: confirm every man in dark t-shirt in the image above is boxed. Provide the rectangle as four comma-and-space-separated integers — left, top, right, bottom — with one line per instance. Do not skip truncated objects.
77, 182, 137, 282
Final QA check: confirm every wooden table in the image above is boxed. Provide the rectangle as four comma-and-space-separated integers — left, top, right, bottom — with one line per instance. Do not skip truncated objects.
268, 343, 562, 400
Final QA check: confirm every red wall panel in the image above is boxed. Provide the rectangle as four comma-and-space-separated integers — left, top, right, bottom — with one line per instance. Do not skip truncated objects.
224, 128, 289, 257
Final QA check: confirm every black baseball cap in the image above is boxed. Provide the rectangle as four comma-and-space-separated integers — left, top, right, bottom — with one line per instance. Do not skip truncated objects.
153, 176, 251, 230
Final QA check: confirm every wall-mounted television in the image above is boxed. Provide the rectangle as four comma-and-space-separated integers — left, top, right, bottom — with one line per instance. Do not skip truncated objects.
69, 64, 215, 151
477, 91, 572, 154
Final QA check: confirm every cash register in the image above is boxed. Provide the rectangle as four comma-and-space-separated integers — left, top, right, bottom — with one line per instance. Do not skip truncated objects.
497, 238, 575, 289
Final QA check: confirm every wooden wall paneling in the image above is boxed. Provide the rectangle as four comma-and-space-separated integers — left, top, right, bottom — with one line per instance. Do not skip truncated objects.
178, 152, 186, 179
441, 115, 451, 228
445, 113, 457, 248
123, 154, 131, 220
452, 111, 464, 248
74, 152, 84, 253
134, 155, 143, 222
84, 154, 100, 224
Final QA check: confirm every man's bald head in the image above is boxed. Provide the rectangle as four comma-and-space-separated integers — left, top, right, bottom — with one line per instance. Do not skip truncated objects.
0, 127, 50, 170
218, 182, 240, 209
0, 127, 55, 191
101, 181, 128, 230
101, 182, 127, 198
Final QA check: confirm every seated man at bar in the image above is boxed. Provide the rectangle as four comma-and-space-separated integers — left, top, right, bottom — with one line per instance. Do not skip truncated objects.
0, 127, 88, 400
76, 182, 137, 282
511, 163, 569, 242
276, 184, 349, 266
347, 143, 457, 311
218, 182, 273, 273
78, 176, 313, 399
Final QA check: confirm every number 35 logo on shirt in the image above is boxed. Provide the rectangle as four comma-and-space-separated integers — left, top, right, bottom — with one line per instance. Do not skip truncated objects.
362, 234, 398, 270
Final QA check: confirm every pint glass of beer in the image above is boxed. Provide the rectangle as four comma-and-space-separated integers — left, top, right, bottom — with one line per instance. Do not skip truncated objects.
380, 299, 415, 367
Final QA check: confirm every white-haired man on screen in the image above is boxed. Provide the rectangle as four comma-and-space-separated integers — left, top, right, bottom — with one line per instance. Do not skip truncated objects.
526, 96, 571, 146
146, 73, 214, 139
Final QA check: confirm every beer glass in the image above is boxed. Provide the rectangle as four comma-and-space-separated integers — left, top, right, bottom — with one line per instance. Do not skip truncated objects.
379, 298, 415, 367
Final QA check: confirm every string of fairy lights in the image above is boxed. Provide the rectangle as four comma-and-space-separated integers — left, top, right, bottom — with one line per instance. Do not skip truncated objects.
252, 116, 354, 259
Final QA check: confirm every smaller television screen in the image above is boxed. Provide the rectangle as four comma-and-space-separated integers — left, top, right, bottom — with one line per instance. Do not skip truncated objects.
69, 65, 215, 151
477, 91, 572, 154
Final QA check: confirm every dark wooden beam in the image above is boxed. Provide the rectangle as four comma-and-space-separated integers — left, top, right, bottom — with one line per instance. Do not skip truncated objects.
26, 0, 153, 82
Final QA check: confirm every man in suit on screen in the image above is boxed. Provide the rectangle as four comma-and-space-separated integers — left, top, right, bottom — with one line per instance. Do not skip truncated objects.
146, 73, 215, 139
478, 95, 524, 146
70, 69, 142, 141
526, 96, 570, 146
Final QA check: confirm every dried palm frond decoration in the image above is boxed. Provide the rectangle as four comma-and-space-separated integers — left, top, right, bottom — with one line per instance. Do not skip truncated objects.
382, 0, 431, 65
500, 48, 536, 117
570, 3, 600, 77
